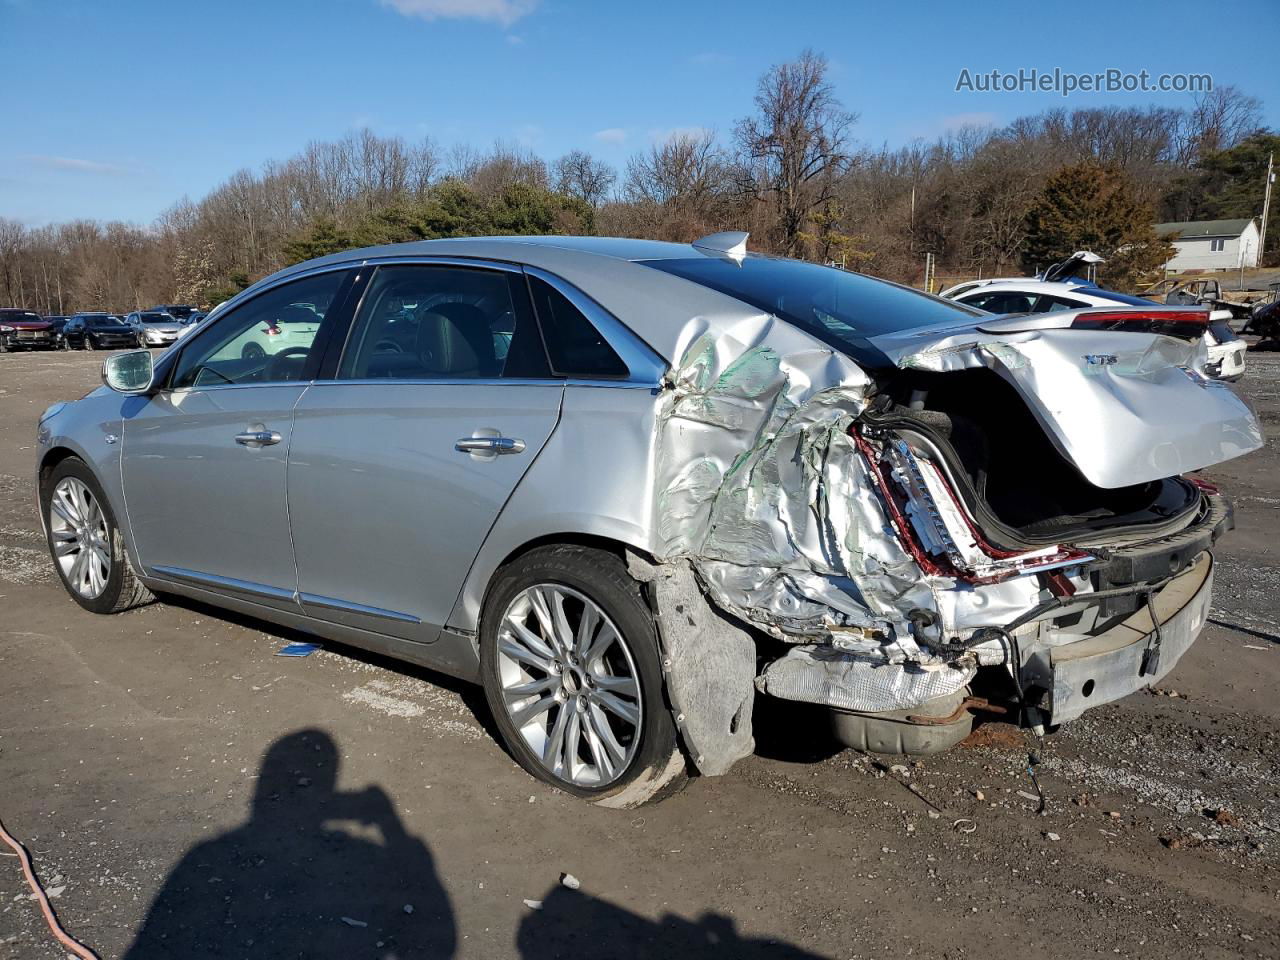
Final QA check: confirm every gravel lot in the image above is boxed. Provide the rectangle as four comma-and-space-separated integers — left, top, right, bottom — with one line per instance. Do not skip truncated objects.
1, 347, 1276, 960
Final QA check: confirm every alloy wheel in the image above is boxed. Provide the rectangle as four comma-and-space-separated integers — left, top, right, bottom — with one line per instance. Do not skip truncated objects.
496, 584, 642, 787
48, 476, 111, 599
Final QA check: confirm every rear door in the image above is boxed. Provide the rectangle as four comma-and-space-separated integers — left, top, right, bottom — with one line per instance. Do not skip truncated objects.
287, 261, 562, 645
120, 269, 354, 612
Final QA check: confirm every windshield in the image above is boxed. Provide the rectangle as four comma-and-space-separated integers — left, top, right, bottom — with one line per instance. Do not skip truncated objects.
643, 256, 984, 367
161, 305, 197, 319
139, 313, 171, 323
1, 311, 42, 323
85, 315, 125, 326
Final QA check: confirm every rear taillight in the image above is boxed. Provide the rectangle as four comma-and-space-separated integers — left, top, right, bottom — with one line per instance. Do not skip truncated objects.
1070, 310, 1208, 341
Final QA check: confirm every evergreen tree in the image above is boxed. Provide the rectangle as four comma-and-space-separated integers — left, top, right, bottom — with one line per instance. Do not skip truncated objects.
1021, 162, 1173, 289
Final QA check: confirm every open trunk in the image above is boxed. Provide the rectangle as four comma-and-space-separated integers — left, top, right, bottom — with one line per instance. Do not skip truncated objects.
865, 368, 1203, 551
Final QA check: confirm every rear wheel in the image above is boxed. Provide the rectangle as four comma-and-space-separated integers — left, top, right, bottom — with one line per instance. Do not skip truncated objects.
480, 546, 684, 807
42, 458, 153, 614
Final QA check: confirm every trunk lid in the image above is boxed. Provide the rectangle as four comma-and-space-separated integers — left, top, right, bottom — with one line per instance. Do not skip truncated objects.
869, 307, 1263, 489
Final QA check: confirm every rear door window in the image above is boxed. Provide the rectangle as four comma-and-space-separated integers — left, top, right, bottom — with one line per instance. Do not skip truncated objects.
337, 265, 549, 380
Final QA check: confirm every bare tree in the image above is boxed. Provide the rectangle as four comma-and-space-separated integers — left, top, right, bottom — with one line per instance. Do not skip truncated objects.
1186, 85, 1264, 158
552, 150, 617, 207
734, 50, 856, 256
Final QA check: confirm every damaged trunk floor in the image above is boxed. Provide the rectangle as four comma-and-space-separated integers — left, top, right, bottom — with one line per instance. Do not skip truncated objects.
1, 349, 1277, 960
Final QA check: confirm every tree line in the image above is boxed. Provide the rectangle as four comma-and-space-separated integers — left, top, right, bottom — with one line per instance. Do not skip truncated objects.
1, 50, 1274, 315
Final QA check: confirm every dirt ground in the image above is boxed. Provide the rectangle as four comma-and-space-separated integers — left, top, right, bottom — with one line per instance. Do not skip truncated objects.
1, 347, 1276, 960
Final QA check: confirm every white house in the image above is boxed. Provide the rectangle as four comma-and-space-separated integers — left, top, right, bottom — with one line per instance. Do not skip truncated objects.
1154, 218, 1260, 272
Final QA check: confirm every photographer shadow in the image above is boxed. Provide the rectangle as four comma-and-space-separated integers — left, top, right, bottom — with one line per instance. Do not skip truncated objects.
122, 728, 456, 959
516, 886, 831, 960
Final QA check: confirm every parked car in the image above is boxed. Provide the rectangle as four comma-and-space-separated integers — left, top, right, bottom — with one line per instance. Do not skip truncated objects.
1247, 282, 1280, 341
947, 280, 1248, 381
0, 309, 61, 352
42, 315, 71, 348
146, 303, 201, 322
35, 234, 1262, 806
126, 311, 186, 348
64, 313, 142, 351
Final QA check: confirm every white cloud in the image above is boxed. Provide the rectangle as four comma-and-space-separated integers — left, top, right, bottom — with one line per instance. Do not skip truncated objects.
380, 0, 538, 27
592, 128, 628, 145
647, 126, 713, 145
688, 51, 731, 66
940, 112, 998, 131
22, 155, 132, 175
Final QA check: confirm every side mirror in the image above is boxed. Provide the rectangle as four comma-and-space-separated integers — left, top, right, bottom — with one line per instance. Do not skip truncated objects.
102, 350, 155, 394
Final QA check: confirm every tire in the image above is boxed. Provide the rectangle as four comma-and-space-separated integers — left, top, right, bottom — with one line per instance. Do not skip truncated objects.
41, 457, 154, 614
85, 336, 96, 351
480, 545, 685, 807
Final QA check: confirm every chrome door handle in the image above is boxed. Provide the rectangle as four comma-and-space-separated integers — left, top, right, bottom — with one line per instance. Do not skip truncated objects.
454, 436, 526, 454
235, 430, 282, 446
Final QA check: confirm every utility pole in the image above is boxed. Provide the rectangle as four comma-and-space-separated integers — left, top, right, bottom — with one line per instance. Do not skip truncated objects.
1259, 152, 1274, 268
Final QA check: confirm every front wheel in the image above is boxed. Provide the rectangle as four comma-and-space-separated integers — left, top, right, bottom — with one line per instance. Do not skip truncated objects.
480, 545, 684, 807
84, 336, 96, 351
42, 458, 153, 614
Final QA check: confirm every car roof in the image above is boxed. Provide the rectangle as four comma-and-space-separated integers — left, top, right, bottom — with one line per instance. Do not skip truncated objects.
231, 236, 786, 364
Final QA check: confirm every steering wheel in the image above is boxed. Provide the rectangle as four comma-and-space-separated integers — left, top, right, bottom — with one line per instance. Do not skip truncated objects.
265, 345, 310, 380
373, 339, 404, 353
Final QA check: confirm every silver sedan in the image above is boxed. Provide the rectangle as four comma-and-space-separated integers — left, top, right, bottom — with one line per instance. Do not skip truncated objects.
35, 234, 1261, 806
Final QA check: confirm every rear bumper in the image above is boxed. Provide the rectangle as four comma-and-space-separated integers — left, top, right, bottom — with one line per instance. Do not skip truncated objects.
1044, 550, 1212, 724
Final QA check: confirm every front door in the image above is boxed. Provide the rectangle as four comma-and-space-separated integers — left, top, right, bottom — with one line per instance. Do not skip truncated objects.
286, 263, 562, 642
120, 269, 352, 611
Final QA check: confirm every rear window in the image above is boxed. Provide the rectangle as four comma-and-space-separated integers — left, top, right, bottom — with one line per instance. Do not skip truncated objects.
642, 256, 983, 366
1073, 287, 1152, 307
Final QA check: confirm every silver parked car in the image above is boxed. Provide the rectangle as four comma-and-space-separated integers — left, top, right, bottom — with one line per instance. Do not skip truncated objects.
126, 310, 187, 348
35, 234, 1262, 806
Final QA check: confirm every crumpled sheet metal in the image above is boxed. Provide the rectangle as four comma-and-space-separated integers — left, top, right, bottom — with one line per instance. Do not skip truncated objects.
757, 644, 977, 714
652, 314, 934, 659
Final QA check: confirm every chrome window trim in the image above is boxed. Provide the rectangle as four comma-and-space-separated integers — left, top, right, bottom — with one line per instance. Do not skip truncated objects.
523, 265, 666, 385
303, 377, 651, 391
299, 592, 422, 624
163, 381, 316, 396
204, 254, 667, 389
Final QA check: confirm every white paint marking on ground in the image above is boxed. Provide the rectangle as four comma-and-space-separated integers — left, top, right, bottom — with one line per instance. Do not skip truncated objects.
343, 683, 426, 718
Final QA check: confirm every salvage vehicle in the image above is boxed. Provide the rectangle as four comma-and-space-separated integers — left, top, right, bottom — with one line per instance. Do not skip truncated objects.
126, 311, 187, 348
35, 234, 1262, 806
0, 309, 59, 352
64, 314, 142, 351
1140, 277, 1253, 322
1247, 282, 1280, 341
950, 280, 1249, 381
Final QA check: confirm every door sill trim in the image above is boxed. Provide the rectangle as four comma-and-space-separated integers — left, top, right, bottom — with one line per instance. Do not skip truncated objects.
150, 565, 296, 603
299, 592, 422, 624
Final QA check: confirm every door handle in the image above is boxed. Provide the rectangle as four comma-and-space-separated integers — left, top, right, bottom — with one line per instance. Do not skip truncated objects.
235, 430, 283, 446
454, 436, 526, 455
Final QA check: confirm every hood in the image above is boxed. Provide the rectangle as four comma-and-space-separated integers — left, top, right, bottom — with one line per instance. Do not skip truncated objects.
869, 306, 1263, 489
2, 318, 52, 330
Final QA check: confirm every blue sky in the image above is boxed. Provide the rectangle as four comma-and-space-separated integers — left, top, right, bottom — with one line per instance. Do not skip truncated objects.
2, 0, 1277, 226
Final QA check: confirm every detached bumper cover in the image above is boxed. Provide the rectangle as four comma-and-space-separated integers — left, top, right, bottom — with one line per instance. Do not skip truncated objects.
1046, 551, 1213, 724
